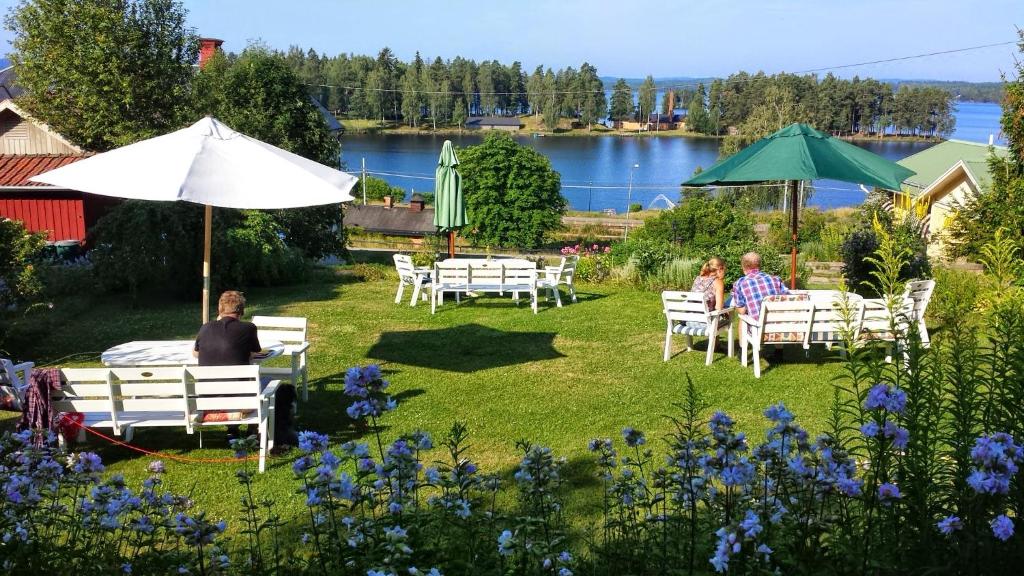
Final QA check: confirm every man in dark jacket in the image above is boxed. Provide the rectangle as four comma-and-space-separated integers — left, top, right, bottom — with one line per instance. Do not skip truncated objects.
194, 291, 297, 448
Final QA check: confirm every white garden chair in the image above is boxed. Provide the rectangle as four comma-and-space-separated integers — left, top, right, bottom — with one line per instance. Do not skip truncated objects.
662, 291, 734, 366
1, 358, 33, 411
860, 278, 935, 361
251, 315, 310, 401
393, 254, 432, 306
537, 255, 578, 307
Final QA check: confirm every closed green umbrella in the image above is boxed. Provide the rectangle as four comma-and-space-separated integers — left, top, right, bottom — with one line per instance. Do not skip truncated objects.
684, 123, 915, 287
433, 140, 467, 259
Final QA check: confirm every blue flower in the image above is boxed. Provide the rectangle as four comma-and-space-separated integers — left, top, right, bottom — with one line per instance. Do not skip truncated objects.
497, 529, 514, 555
991, 514, 1014, 541
292, 455, 315, 475
877, 482, 901, 504
558, 551, 572, 563
938, 515, 963, 535
298, 431, 330, 453
860, 421, 880, 438
558, 569, 573, 576
864, 384, 889, 410
618, 424, 643, 446
411, 431, 433, 450
764, 403, 793, 424
424, 467, 440, 484
740, 509, 762, 538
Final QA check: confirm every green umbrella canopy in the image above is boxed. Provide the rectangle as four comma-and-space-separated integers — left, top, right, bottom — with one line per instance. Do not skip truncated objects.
684, 123, 915, 190
433, 140, 467, 232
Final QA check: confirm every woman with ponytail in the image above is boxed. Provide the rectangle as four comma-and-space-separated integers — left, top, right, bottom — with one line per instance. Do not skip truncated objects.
691, 257, 727, 317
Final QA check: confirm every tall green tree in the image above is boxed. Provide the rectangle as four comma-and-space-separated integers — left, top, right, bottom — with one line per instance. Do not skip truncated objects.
451, 97, 467, 132
608, 78, 633, 121
400, 69, 421, 127
686, 83, 711, 134
6, 0, 199, 151
192, 45, 344, 258
578, 62, 605, 130
542, 68, 560, 130
638, 75, 656, 122
527, 65, 545, 116
458, 132, 565, 249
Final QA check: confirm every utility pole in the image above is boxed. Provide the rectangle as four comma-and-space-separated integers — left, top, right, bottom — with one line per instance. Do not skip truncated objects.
361, 157, 367, 205
624, 163, 639, 240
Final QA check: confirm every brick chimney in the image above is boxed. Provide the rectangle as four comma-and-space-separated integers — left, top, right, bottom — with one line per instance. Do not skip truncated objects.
409, 194, 425, 212
383, 195, 393, 209
198, 38, 224, 69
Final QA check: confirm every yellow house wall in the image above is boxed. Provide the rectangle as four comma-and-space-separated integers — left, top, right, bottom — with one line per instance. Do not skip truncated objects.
926, 179, 975, 259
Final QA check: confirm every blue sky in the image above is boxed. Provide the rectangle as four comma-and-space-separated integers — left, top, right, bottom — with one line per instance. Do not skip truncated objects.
1, 0, 1021, 81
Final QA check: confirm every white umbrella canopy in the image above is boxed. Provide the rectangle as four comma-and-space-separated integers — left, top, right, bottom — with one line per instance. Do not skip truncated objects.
32, 116, 357, 321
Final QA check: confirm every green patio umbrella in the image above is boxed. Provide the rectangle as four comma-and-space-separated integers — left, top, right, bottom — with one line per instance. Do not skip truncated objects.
684, 123, 915, 287
433, 140, 467, 258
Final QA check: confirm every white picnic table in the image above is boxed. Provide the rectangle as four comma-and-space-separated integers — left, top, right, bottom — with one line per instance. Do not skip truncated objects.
101, 340, 284, 367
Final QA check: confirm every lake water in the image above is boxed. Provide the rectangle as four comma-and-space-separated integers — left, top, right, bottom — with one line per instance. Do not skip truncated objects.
340, 102, 1003, 211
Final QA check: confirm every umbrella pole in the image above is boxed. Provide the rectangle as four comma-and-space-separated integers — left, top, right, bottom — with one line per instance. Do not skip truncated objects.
448, 230, 456, 259
789, 180, 799, 289
202, 205, 212, 324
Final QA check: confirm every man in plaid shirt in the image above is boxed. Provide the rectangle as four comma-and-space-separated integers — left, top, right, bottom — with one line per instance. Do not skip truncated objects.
731, 252, 789, 320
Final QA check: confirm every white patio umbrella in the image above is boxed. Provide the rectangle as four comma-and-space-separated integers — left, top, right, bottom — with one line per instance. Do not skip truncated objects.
32, 116, 357, 322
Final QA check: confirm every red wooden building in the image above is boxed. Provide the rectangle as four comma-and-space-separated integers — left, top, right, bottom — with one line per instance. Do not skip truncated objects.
0, 80, 117, 242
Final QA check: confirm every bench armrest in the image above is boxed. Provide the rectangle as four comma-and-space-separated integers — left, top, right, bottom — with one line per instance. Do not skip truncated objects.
261, 379, 282, 400
738, 313, 759, 327
290, 342, 311, 356
708, 307, 734, 318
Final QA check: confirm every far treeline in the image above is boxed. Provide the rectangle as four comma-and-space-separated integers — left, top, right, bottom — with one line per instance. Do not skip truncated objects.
284, 46, 976, 138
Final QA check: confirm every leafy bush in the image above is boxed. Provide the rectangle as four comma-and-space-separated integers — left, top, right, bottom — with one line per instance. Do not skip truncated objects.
358, 176, 407, 203
632, 192, 755, 256
0, 218, 45, 310
459, 132, 565, 249
628, 202, 642, 213
841, 222, 930, 296
89, 201, 313, 302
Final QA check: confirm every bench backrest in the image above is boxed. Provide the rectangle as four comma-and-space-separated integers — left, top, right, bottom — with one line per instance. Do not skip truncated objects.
561, 255, 578, 282
1, 359, 32, 405
434, 261, 537, 289
809, 300, 864, 343
186, 365, 263, 415
758, 296, 814, 344
393, 254, 418, 281
662, 290, 711, 325
252, 315, 307, 347
57, 367, 190, 434
904, 279, 934, 321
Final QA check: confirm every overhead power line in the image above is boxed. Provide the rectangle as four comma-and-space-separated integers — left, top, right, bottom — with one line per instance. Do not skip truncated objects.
308, 39, 1017, 97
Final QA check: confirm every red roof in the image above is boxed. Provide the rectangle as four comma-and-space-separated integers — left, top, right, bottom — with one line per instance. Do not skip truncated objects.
0, 154, 86, 187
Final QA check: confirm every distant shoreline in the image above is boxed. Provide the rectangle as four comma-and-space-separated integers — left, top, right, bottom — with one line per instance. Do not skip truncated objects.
341, 121, 947, 144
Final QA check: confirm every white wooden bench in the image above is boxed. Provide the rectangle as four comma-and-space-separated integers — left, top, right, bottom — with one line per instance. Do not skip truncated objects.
53, 365, 279, 472
252, 315, 310, 402
1, 358, 33, 410
662, 291, 734, 365
430, 260, 539, 314
740, 294, 867, 378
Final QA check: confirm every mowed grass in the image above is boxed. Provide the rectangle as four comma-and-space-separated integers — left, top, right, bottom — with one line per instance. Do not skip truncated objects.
2, 269, 848, 531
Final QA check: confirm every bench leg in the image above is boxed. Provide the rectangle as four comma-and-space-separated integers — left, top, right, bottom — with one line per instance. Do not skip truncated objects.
409, 282, 422, 306
685, 335, 693, 352
727, 325, 735, 358
753, 343, 762, 378
568, 283, 577, 303
554, 286, 562, 308
664, 323, 673, 361
705, 334, 716, 366
395, 280, 406, 304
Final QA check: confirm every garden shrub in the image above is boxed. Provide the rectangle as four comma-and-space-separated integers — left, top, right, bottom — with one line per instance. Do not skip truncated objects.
632, 192, 755, 256
841, 213, 930, 296
89, 201, 314, 302
358, 176, 407, 203
0, 218, 46, 311
647, 257, 701, 291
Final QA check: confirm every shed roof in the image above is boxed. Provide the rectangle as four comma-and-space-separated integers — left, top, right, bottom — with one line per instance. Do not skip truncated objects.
344, 204, 436, 236
898, 139, 1009, 195
0, 155, 86, 187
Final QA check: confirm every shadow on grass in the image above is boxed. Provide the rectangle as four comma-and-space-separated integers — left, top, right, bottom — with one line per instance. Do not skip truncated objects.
366, 323, 565, 372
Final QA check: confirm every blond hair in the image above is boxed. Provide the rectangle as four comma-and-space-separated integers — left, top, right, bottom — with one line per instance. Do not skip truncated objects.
217, 290, 246, 316
700, 256, 726, 276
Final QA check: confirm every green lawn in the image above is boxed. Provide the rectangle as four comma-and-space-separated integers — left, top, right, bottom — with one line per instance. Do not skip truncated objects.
2, 269, 848, 531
